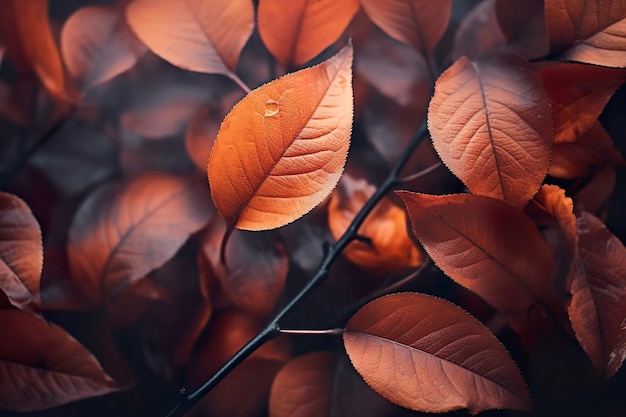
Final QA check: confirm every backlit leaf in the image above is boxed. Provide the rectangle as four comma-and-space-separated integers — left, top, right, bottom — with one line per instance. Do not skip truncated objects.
67, 173, 213, 306
258, 0, 359, 68
428, 52, 553, 209
0, 193, 42, 315
0, 308, 120, 411
61, 6, 147, 92
344, 293, 531, 414
397, 192, 554, 318
208, 42, 353, 231
568, 211, 626, 379
360, 0, 452, 53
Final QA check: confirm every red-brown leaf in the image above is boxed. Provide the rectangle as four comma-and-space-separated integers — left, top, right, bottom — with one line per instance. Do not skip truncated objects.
568, 211, 626, 379
0, 193, 42, 315
397, 192, 554, 318
0, 308, 120, 411
452, 0, 505, 60
495, 0, 548, 58
344, 293, 531, 414
67, 173, 213, 306
428, 52, 553, 209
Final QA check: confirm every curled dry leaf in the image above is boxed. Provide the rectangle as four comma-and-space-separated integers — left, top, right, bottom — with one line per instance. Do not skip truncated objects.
328, 176, 423, 275
360, 0, 452, 54
67, 173, 213, 306
428, 52, 553, 209
0, 308, 120, 411
344, 293, 531, 414
568, 211, 626, 379
451, 0, 505, 60
208, 42, 353, 231
258, 0, 359, 69
126, 0, 253, 87
61, 6, 147, 92
0, 192, 42, 315
397, 192, 554, 319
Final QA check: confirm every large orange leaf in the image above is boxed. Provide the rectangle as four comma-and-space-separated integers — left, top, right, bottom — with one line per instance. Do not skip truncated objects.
67, 173, 213, 306
61, 6, 147, 93
344, 293, 531, 414
126, 0, 253, 88
545, 0, 626, 67
397, 192, 554, 318
360, 0, 452, 53
428, 52, 553, 209
0, 193, 42, 316
568, 211, 626, 379
257, 0, 359, 69
208, 43, 353, 231
0, 308, 120, 411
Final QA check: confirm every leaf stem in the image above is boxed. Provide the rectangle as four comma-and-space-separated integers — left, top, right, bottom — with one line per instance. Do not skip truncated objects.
231, 74, 252, 94
279, 328, 345, 335
398, 162, 443, 184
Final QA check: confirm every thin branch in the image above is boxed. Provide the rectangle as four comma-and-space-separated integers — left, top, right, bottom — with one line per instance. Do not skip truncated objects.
398, 162, 443, 184
279, 328, 345, 335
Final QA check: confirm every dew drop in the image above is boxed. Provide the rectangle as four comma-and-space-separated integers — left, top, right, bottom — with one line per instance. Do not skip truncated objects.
265, 99, 279, 117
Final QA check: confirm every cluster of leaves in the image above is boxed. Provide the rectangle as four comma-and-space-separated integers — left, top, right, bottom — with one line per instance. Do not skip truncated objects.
1, 0, 626, 416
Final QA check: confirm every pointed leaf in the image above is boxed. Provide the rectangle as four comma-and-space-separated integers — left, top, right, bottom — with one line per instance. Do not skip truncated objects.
0, 309, 120, 411
568, 211, 626, 379
344, 293, 531, 414
428, 52, 553, 208
452, 0, 505, 60
61, 6, 147, 92
258, 0, 359, 68
397, 192, 554, 317
126, 0, 253, 84
0, 193, 42, 315
68, 173, 213, 306
208, 43, 353, 231
360, 0, 452, 53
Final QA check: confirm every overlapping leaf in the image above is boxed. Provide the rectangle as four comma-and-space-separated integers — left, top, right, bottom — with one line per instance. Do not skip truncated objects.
208, 43, 353, 231
428, 52, 553, 208
344, 293, 531, 414
452, 0, 505, 60
495, 0, 548, 57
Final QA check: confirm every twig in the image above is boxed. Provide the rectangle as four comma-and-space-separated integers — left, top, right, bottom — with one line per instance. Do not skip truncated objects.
398, 162, 443, 183
279, 328, 345, 335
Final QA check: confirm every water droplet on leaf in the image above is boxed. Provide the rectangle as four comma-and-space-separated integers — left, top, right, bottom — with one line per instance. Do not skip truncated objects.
265, 99, 279, 116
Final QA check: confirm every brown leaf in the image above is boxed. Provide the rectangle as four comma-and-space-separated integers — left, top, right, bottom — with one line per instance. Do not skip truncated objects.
0, 308, 120, 411
344, 293, 531, 414
328, 176, 423, 275
452, 0, 506, 60
360, 0, 452, 53
126, 0, 253, 87
428, 52, 553, 209
573, 166, 616, 216
0, 193, 42, 315
208, 43, 353, 231
61, 6, 147, 93
67, 173, 213, 306
258, 0, 359, 69
397, 192, 554, 318
568, 211, 626, 379
539, 63, 626, 144
495, 0, 548, 58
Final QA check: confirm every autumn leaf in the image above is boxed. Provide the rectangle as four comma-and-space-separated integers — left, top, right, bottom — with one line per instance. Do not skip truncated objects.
61, 6, 147, 93
0, 308, 120, 411
0, 193, 42, 316
360, 0, 452, 54
568, 211, 626, 380
343, 293, 531, 414
67, 173, 213, 306
126, 0, 254, 90
428, 52, 553, 209
495, 0, 548, 58
258, 0, 359, 69
397, 192, 555, 318
208, 42, 353, 232
452, 0, 505, 60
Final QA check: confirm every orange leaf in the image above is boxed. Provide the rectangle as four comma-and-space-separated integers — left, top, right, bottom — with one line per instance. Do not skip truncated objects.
258, 0, 359, 69
61, 6, 147, 93
495, 0, 548, 58
360, 0, 452, 53
397, 192, 554, 318
428, 52, 553, 209
0, 308, 120, 411
328, 176, 423, 275
0, 193, 42, 316
208, 42, 353, 231
126, 0, 253, 88
344, 293, 531, 414
452, 0, 505, 60
568, 211, 626, 379
67, 173, 213, 306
